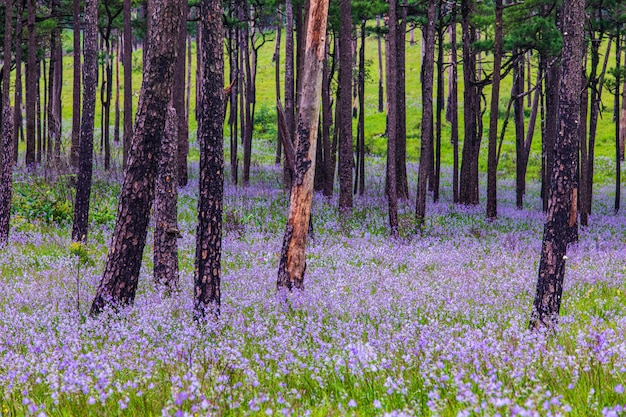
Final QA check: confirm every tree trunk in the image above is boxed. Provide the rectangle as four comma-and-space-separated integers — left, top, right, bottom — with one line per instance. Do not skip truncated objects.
71, 0, 98, 242
154, 107, 179, 293
396, 3, 409, 200
114, 34, 121, 146
48, 0, 63, 163
542, 50, 560, 211
277, 0, 329, 291
123, 0, 133, 168
448, 17, 459, 204
242, 9, 255, 186
91, 0, 182, 315
459, 0, 480, 205
530, 0, 584, 329
26, 0, 37, 167
385, 0, 399, 235
433, 4, 444, 203
71, 0, 81, 168
356, 20, 366, 196
486, 0, 503, 220
284, 0, 296, 187
615, 35, 621, 213
275, 15, 283, 165
416, 0, 436, 223
173, 0, 189, 187
338, 0, 353, 212
13, 0, 23, 164
514, 51, 526, 209
0, 0, 14, 245
194, 0, 225, 319
228, 17, 239, 185
322, 37, 334, 197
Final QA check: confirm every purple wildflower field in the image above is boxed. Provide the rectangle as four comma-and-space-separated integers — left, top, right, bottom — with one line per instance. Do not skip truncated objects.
1, 161, 626, 416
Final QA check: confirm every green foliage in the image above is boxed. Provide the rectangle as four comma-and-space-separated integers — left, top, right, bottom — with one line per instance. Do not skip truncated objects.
12, 177, 74, 225
253, 105, 278, 139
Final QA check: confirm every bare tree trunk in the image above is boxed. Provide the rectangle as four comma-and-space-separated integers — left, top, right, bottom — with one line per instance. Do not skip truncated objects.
114, 34, 121, 146
275, 14, 283, 165
71, 0, 81, 168
187, 34, 192, 122
194, 0, 225, 319
284, 0, 296, 187
416, 0, 436, 223
448, 17, 459, 204
530, 0, 584, 329
72, 0, 98, 242
386, 0, 399, 235
0, 0, 14, 245
154, 108, 179, 293
396, 3, 409, 200
356, 20, 366, 196
13, 0, 23, 164
377, 16, 384, 113
542, 48, 560, 211
123, 0, 133, 168
48, 0, 63, 163
26, 0, 37, 166
322, 37, 334, 197
277, 0, 329, 291
338, 0, 353, 212
91, 0, 182, 315
175, 0, 189, 186
486, 0, 503, 220
615, 34, 621, 213
433, 4, 444, 203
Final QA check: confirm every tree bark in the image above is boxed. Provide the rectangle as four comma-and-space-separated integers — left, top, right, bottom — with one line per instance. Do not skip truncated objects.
542, 50, 560, 212
284, 0, 296, 188
433, 5, 444, 203
154, 107, 179, 293
386, 0, 399, 235
91, 0, 182, 315
0, 0, 14, 246
275, 14, 283, 165
416, 0, 436, 223
71, 0, 98, 242
13, 0, 23, 164
277, 0, 329, 290
356, 20, 366, 196
486, 0, 503, 220
123, 0, 133, 168
396, 3, 409, 200
194, 0, 225, 318
530, 0, 584, 329
175, 0, 189, 186
114, 34, 121, 145
615, 35, 621, 213
377, 16, 384, 113
48, 0, 63, 163
338, 0, 353, 212
71, 0, 82, 168
26, 0, 37, 167
448, 17, 459, 204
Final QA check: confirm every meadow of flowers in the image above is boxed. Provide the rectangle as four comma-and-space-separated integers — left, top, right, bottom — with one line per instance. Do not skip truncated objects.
1, 160, 626, 416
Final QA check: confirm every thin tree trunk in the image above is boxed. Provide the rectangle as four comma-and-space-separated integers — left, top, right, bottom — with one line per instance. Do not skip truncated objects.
396, 3, 409, 200
123, 0, 133, 168
91, 0, 182, 315
242, 10, 255, 186
377, 16, 384, 113
486, 0, 503, 220
114, 34, 121, 146
48, 0, 63, 163
356, 20, 366, 196
448, 17, 459, 203
386, 0, 399, 235
154, 107, 179, 293
338, 0, 353, 211
530, 0, 584, 329
175, 0, 189, 186
275, 15, 283, 165
187, 34, 192, 122
615, 34, 621, 214
72, 0, 98, 242
542, 49, 560, 211
433, 5, 444, 203
277, 0, 329, 290
416, 0, 436, 223
71, 0, 81, 168
322, 37, 334, 197
13, 0, 23, 164
26, 0, 37, 166
284, 0, 296, 187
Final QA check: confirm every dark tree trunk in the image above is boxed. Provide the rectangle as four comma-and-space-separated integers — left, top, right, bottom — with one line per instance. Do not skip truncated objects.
448, 17, 459, 204
194, 0, 224, 318
338, 0, 353, 212
486, 0, 503, 220
542, 50, 560, 212
616, 35, 621, 214
275, 15, 282, 166
123, 0, 133, 168
0, 0, 14, 245
49, 0, 63, 163
416, 0, 436, 223
284, 0, 296, 187
377, 16, 384, 113
26, 0, 37, 167
514, 51, 525, 209
71, 0, 98, 242
321, 37, 334, 197
114, 35, 121, 145
228, 15, 239, 185
91, 0, 182, 315
154, 107, 179, 293
277, 0, 329, 290
242, 10, 256, 186
386, 0, 399, 235
36, 60, 42, 164
71, 0, 81, 168
13, 0, 23, 164
530, 0, 584, 329
433, 4, 444, 203
356, 20, 366, 196
459, 0, 480, 205
396, 3, 409, 200
175, 0, 189, 186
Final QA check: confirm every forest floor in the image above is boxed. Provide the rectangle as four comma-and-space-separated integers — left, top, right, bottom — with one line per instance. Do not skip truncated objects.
1, 159, 626, 416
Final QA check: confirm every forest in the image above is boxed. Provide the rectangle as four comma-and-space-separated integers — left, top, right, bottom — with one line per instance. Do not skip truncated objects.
1, 0, 626, 415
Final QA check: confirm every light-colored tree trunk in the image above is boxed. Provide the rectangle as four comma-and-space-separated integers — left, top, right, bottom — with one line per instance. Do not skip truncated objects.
277, 0, 330, 291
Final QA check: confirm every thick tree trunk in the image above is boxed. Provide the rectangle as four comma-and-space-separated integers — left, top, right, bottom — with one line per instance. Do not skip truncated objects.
486, 0, 503, 220
0, 0, 14, 245
91, 0, 181, 315
154, 108, 179, 293
123, 0, 133, 168
416, 0, 436, 223
175, 0, 189, 186
277, 0, 329, 290
194, 0, 224, 318
338, 0, 353, 212
26, 0, 37, 167
71, 0, 81, 168
542, 51, 560, 211
385, 0, 399, 235
71, 0, 98, 242
530, 0, 584, 329
459, 0, 480, 205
